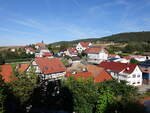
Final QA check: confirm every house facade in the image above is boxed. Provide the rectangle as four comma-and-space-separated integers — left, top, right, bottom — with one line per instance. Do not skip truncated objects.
76, 42, 92, 53
35, 48, 53, 58
25, 47, 35, 54
109, 54, 120, 59
85, 48, 108, 60
35, 42, 46, 49
27, 57, 66, 81
65, 48, 78, 57
98, 61, 142, 86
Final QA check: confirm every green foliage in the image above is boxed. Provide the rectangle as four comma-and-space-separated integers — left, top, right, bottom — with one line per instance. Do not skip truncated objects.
0, 88, 6, 113
62, 77, 98, 113
78, 52, 87, 58
0, 55, 5, 65
96, 80, 146, 113
107, 45, 121, 54
8, 71, 38, 105
49, 31, 150, 48
96, 88, 114, 113
101, 31, 150, 43
0, 77, 6, 113
122, 42, 150, 54
61, 58, 70, 67
99, 80, 138, 97
28, 44, 36, 49
47, 42, 71, 53
130, 58, 139, 64
59, 43, 69, 51
0, 49, 34, 63
62, 78, 145, 113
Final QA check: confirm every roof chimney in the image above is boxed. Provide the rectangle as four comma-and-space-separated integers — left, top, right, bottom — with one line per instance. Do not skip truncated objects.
126, 67, 130, 70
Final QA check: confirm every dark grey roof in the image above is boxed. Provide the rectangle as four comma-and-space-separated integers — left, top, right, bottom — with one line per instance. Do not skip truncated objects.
139, 60, 150, 68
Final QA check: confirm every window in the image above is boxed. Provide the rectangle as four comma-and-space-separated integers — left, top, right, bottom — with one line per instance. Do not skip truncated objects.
132, 75, 136, 78
137, 75, 140, 77
137, 81, 140, 84
132, 82, 136, 85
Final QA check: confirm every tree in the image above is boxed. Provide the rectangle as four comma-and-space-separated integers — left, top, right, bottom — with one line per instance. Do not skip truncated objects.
96, 88, 115, 113
62, 77, 98, 113
8, 70, 38, 106
130, 58, 139, 64
0, 76, 6, 113
0, 55, 5, 65
96, 80, 146, 113
0, 88, 6, 113
61, 58, 70, 67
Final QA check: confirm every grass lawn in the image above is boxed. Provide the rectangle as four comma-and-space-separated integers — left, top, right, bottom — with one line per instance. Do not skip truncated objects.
140, 92, 150, 98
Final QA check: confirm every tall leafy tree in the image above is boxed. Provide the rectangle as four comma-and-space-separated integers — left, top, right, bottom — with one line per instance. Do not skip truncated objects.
0, 76, 6, 113
96, 88, 114, 113
8, 70, 38, 106
62, 77, 98, 113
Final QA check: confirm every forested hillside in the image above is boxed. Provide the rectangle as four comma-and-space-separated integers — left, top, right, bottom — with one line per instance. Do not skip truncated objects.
50, 31, 150, 46
100, 31, 150, 43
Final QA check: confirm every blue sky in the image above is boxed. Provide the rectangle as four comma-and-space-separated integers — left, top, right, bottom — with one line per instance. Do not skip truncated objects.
0, 0, 150, 46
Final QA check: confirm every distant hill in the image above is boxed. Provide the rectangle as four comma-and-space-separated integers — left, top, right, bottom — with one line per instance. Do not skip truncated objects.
50, 31, 150, 46
100, 31, 150, 43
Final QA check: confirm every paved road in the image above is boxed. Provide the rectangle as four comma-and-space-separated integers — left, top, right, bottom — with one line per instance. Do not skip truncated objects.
138, 85, 150, 93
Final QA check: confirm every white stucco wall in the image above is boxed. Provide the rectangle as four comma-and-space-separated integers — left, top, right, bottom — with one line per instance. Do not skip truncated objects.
108, 66, 142, 86
87, 50, 108, 60
76, 43, 86, 52
119, 66, 142, 86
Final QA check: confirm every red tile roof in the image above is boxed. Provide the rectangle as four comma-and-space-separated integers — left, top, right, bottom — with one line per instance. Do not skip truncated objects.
123, 56, 132, 60
79, 42, 91, 48
85, 48, 108, 54
98, 61, 137, 74
43, 52, 53, 57
35, 43, 45, 47
86, 65, 112, 82
26, 47, 35, 51
0, 64, 15, 82
66, 65, 112, 83
68, 48, 78, 55
17, 64, 30, 73
140, 97, 150, 104
34, 57, 66, 74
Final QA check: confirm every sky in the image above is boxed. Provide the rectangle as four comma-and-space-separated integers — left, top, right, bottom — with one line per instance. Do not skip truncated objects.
0, 0, 150, 46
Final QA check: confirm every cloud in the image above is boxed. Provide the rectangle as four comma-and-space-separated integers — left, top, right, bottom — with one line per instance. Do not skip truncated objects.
0, 27, 48, 38
8, 18, 50, 32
